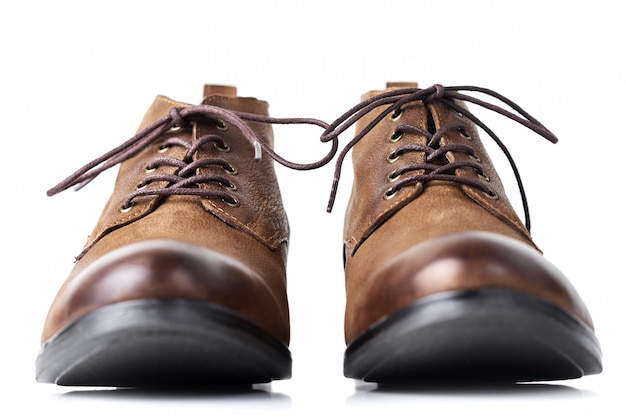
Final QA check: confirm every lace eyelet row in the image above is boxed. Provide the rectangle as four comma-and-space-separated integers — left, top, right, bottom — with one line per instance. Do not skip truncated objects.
220, 157, 239, 205
470, 151, 497, 199
170, 121, 228, 132
382, 149, 497, 202
383, 182, 498, 202
119, 130, 240, 213
385, 110, 402, 198
159, 139, 231, 155
385, 107, 404, 199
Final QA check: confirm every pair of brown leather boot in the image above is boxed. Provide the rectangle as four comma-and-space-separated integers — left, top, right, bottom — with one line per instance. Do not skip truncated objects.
36, 83, 602, 387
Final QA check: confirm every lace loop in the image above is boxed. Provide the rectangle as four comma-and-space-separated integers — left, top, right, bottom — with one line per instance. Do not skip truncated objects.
47, 105, 335, 199
322, 85, 559, 232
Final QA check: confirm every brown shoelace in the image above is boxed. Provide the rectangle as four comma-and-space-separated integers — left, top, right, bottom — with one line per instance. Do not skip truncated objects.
48, 86, 559, 233
48, 105, 338, 208
321, 84, 559, 232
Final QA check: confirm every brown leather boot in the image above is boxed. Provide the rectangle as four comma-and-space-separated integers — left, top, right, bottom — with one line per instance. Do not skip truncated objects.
37, 85, 294, 386
329, 82, 602, 383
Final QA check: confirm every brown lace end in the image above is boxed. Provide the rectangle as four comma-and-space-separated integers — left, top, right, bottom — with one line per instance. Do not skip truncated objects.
327, 178, 340, 213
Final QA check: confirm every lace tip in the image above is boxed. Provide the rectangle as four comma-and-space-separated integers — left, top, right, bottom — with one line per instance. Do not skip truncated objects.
536, 125, 558, 144
73, 179, 91, 192
326, 179, 339, 213
253, 141, 262, 162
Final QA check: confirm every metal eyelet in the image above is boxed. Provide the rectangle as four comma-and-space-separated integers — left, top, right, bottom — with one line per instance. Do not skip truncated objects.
216, 121, 228, 131
221, 181, 237, 191
387, 151, 400, 163
458, 127, 472, 140
222, 196, 240, 208
469, 153, 481, 163
119, 202, 134, 213
214, 142, 230, 152
223, 164, 237, 175
387, 171, 400, 183
158, 145, 170, 153
136, 182, 148, 190
145, 165, 157, 174
169, 125, 182, 132
383, 188, 397, 200
389, 131, 403, 143
483, 190, 498, 200
390, 108, 403, 121
477, 170, 490, 182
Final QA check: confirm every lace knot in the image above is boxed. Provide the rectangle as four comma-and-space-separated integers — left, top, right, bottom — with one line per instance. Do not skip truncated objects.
425, 84, 446, 104
168, 107, 190, 129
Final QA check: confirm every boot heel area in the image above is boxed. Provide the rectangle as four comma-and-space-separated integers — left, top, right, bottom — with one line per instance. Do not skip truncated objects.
36, 299, 292, 387
344, 289, 602, 383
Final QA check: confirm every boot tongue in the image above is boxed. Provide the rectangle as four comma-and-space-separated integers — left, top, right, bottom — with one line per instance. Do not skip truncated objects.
200, 84, 269, 117
361, 82, 419, 101
202, 84, 237, 98
386, 81, 418, 89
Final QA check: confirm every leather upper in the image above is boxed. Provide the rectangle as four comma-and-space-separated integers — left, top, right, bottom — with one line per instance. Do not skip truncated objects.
42, 87, 291, 345
343, 83, 593, 344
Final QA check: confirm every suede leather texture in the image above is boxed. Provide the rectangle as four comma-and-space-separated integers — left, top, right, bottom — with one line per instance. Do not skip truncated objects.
41, 87, 291, 345
343, 84, 593, 345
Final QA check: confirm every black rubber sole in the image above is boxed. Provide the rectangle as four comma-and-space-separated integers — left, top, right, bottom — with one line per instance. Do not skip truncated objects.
344, 289, 602, 383
36, 299, 292, 387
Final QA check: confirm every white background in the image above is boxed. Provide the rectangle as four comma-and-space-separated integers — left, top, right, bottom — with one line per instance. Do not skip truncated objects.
2, 0, 624, 416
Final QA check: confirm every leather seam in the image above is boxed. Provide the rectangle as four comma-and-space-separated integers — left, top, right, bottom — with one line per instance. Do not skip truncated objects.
203, 199, 286, 249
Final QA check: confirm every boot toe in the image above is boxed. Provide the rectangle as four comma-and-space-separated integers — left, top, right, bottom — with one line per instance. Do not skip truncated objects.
346, 231, 593, 344
344, 231, 601, 382
37, 239, 292, 386
42, 239, 289, 345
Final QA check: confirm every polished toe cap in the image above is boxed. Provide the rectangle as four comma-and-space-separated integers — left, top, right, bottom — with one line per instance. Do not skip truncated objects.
344, 231, 592, 344
42, 240, 290, 345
